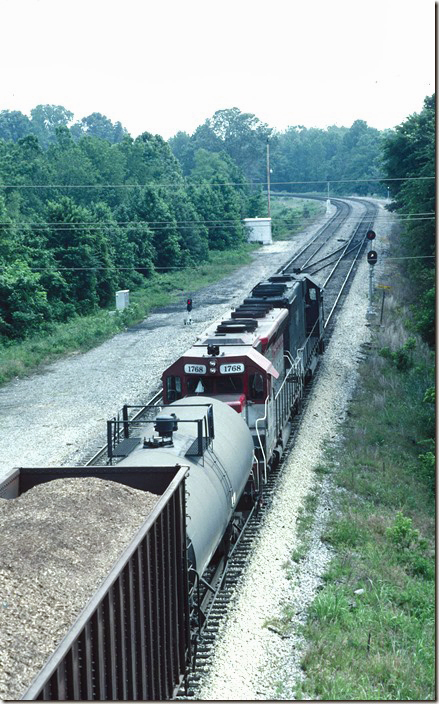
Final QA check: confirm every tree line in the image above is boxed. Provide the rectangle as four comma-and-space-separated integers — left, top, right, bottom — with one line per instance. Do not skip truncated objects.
382, 94, 435, 346
0, 115, 260, 340
0, 100, 434, 345
170, 108, 386, 196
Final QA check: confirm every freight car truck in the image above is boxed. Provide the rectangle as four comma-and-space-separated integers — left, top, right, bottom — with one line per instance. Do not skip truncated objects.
0, 464, 190, 701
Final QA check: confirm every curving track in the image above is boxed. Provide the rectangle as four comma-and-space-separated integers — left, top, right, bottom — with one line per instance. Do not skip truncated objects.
177, 196, 378, 698
15, 196, 377, 699
83, 197, 376, 471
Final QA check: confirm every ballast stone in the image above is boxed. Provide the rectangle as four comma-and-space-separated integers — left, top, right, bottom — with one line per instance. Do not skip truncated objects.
0, 477, 158, 701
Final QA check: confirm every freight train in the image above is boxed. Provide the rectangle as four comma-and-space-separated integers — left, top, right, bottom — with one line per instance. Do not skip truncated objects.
0, 272, 324, 701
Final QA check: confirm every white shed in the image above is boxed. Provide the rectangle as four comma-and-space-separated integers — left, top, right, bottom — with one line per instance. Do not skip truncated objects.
243, 217, 272, 244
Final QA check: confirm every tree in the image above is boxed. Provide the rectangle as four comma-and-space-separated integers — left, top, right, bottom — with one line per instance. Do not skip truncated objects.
46, 127, 98, 208
45, 196, 116, 312
192, 108, 272, 183
30, 104, 74, 149
169, 188, 209, 263
71, 113, 128, 143
168, 131, 195, 176
78, 136, 127, 208
125, 187, 181, 270
0, 110, 33, 142
189, 150, 244, 250
0, 261, 51, 339
382, 95, 435, 345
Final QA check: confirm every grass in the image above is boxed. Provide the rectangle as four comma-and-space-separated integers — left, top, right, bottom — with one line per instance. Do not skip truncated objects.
270, 196, 325, 240
265, 223, 436, 700
290, 251, 436, 699
0, 244, 258, 385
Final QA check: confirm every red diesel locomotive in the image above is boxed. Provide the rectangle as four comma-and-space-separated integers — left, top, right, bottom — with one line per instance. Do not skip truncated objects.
162, 273, 324, 484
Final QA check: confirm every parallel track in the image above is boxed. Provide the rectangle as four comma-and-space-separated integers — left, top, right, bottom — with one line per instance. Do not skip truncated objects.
178, 196, 378, 697
81, 196, 366, 469
77, 197, 378, 698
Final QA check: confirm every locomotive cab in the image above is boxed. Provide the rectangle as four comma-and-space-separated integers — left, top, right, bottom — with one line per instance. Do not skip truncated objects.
162, 350, 277, 420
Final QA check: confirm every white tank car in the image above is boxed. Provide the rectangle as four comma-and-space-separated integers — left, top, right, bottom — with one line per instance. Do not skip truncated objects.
116, 396, 254, 577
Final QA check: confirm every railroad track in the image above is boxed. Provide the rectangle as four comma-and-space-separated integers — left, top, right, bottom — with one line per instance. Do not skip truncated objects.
75, 196, 378, 698
179, 383, 314, 698
80, 197, 374, 470
177, 196, 378, 698
277, 197, 353, 273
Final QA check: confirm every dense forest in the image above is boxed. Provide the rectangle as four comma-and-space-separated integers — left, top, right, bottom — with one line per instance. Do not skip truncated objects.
382, 95, 435, 346
0, 99, 434, 345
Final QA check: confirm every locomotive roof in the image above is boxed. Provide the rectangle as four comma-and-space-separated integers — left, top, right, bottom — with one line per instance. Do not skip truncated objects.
170, 345, 279, 378
195, 307, 289, 349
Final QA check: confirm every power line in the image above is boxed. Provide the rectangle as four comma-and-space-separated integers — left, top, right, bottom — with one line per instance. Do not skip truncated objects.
0, 212, 435, 230
0, 254, 434, 273
0, 176, 434, 189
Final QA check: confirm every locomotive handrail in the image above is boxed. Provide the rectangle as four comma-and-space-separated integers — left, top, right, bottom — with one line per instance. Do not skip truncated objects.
273, 354, 303, 441
107, 403, 216, 461
255, 352, 304, 483
255, 396, 270, 483
297, 317, 321, 372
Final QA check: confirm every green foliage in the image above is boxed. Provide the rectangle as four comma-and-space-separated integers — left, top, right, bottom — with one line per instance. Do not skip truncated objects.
270, 121, 385, 196
379, 336, 416, 371
0, 98, 430, 344
387, 511, 421, 551
30, 104, 74, 149
382, 95, 435, 347
0, 104, 262, 341
70, 112, 128, 143
185, 108, 272, 183
0, 261, 50, 339
0, 110, 33, 142
418, 449, 435, 496
288, 258, 435, 700
0, 243, 256, 384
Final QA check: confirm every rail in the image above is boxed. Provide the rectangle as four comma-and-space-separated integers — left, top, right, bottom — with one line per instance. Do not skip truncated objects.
277, 197, 352, 274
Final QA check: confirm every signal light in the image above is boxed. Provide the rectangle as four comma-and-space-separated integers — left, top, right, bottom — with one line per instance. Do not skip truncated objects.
367, 250, 378, 265
186, 298, 193, 311
366, 230, 376, 240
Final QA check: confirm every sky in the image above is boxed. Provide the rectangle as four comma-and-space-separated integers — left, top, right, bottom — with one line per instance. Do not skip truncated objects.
1, 0, 435, 140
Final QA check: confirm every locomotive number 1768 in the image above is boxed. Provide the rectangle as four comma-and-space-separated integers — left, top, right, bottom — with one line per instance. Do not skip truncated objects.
219, 363, 245, 374
184, 364, 207, 374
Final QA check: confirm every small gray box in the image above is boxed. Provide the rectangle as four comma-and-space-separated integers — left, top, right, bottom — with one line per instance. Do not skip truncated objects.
115, 289, 130, 310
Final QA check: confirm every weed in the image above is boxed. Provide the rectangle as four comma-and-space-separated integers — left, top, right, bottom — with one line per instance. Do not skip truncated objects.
288, 253, 435, 700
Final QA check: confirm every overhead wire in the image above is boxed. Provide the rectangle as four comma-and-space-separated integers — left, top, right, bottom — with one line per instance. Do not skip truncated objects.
0, 176, 434, 189
0, 254, 434, 274
0, 213, 435, 230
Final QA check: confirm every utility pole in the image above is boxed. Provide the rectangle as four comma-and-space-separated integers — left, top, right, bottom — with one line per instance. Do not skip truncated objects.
266, 138, 271, 218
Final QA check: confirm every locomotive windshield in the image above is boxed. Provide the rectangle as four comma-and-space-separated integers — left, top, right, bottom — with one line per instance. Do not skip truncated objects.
186, 375, 243, 396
